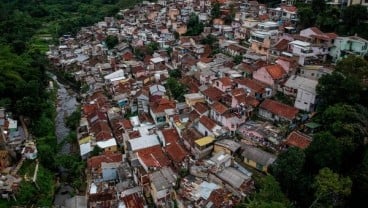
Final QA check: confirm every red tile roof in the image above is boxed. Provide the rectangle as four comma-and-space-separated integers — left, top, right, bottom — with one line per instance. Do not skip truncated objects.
253, 60, 268, 69
161, 128, 180, 144
132, 65, 145, 74
122, 119, 133, 130
281, 5, 297, 13
217, 77, 233, 86
235, 95, 260, 107
199, 115, 217, 130
202, 87, 223, 101
91, 120, 113, 141
165, 142, 188, 163
87, 153, 123, 169
137, 146, 170, 168
83, 104, 98, 116
121, 193, 145, 208
150, 98, 176, 113
193, 102, 209, 114
211, 101, 228, 114
207, 189, 231, 208
273, 39, 290, 51
264, 64, 285, 80
235, 78, 266, 93
231, 88, 246, 97
122, 51, 133, 61
260, 99, 299, 120
182, 128, 203, 146
129, 130, 141, 139
199, 57, 213, 63
325, 33, 337, 39
89, 91, 109, 108
87, 110, 107, 124
285, 131, 312, 149
189, 110, 201, 122
235, 63, 256, 74
309, 27, 323, 35
227, 44, 247, 53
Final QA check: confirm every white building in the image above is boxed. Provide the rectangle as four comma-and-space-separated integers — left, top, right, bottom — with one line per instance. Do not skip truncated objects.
284, 75, 318, 112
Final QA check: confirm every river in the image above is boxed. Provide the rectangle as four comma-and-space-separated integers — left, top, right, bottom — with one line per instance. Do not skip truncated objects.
53, 74, 79, 153
51, 74, 79, 206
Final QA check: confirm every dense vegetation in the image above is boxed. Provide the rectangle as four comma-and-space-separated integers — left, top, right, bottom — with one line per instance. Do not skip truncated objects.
0, 0, 141, 206
268, 55, 368, 208
298, 0, 368, 38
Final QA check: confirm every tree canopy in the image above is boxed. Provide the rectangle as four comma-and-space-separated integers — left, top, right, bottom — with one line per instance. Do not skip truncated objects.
105, 35, 119, 49
185, 13, 204, 36
312, 168, 352, 207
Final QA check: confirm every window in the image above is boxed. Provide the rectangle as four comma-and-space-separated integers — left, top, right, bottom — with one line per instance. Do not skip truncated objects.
301, 70, 304, 74
216, 81, 219, 87
311, 73, 315, 76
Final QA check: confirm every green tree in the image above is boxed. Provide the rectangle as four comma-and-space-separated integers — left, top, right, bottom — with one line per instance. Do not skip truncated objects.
342, 5, 368, 28
233, 55, 243, 64
105, 35, 119, 49
316, 72, 362, 110
244, 175, 290, 208
335, 55, 368, 82
166, 77, 187, 102
201, 34, 217, 45
316, 7, 340, 32
350, 148, 368, 207
65, 108, 81, 129
311, 0, 326, 15
211, 1, 221, 19
147, 41, 159, 55
91, 145, 103, 156
297, 6, 315, 29
169, 69, 182, 79
311, 167, 352, 208
270, 147, 306, 196
185, 13, 204, 36
305, 132, 342, 173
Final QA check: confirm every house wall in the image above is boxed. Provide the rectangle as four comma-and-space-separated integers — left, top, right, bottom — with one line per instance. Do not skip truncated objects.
243, 158, 257, 170
243, 158, 268, 173
294, 89, 316, 112
290, 45, 315, 57
250, 40, 270, 55
196, 122, 213, 137
236, 84, 262, 99
258, 108, 273, 121
210, 110, 224, 125
299, 28, 315, 38
330, 37, 368, 62
150, 184, 159, 204
275, 59, 293, 74
253, 67, 274, 87
194, 145, 213, 159
223, 116, 244, 132
214, 80, 232, 92
150, 110, 166, 124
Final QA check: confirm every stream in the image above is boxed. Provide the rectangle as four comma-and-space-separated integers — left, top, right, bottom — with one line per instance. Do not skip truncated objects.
51, 74, 79, 206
